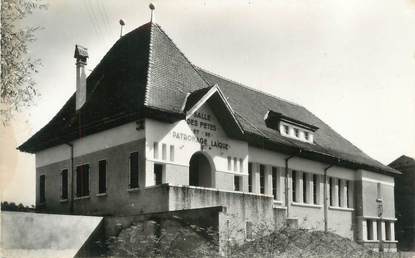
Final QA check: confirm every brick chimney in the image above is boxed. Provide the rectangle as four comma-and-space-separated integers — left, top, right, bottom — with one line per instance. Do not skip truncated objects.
74, 45, 88, 111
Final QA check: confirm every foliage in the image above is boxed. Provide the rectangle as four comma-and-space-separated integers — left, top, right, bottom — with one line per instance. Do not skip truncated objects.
104, 218, 220, 257
102, 214, 401, 258
0, 0, 47, 124
1, 201, 35, 211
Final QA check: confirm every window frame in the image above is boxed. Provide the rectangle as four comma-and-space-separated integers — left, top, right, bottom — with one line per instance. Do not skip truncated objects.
98, 159, 107, 194
129, 151, 140, 189
292, 170, 297, 202
154, 163, 164, 185
259, 164, 265, 194
76, 163, 90, 198
248, 163, 253, 193
61, 169, 69, 200
39, 174, 46, 203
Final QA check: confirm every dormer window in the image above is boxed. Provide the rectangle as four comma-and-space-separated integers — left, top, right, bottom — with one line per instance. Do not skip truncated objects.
264, 110, 318, 144
283, 125, 289, 134
294, 128, 299, 137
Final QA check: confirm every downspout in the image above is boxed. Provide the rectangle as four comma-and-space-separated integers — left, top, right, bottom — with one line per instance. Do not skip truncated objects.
323, 164, 333, 233
285, 155, 295, 219
66, 143, 74, 214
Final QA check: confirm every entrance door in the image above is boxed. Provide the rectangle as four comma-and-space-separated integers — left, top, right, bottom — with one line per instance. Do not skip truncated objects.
189, 152, 213, 188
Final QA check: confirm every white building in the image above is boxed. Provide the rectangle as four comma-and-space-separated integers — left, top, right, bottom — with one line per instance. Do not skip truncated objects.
19, 22, 399, 251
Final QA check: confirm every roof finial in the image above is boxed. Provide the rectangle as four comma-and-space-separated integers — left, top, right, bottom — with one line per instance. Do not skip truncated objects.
119, 19, 125, 38
149, 3, 155, 23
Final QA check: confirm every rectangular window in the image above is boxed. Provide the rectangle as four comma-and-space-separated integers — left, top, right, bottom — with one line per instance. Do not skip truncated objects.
76, 164, 90, 197
294, 128, 299, 137
248, 163, 253, 193
283, 125, 289, 134
153, 142, 159, 159
329, 177, 333, 206
292, 170, 297, 202
61, 169, 68, 200
272, 167, 278, 200
39, 175, 46, 203
259, 164, 265, 194
346, 181, 350, 208
233, 157, 238, 172
234, 176, 241, 191
385, 221, 391, 241
227, 156, 232, 171
303, 172, 307, 203
304, 131, 309, 140
162, 144, 167, 160
338, 179, 342, 207
239, 158, 243, 172
367, 220, 373, 240
129, 152, 139, 188
169, 145, 175, 162
313, 174, 318, 204
98, 160, 107, 194
154, 164, 163, 185
377, 183, 382, 200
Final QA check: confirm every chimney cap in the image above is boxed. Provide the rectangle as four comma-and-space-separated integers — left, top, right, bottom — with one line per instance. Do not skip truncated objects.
74, 45, 89, 61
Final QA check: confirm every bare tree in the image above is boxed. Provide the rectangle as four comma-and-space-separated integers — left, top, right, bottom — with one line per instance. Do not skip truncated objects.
1, 0, 46, 124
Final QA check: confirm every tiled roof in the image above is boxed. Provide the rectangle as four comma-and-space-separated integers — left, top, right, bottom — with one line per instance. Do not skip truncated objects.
19, 22, 398, 175
389, 155, 415, 172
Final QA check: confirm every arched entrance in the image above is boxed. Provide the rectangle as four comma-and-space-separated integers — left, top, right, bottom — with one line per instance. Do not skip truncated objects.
189, 152, 214, 188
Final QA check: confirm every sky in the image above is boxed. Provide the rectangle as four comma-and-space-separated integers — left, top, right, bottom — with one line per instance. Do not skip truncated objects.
1, 0, 414, 205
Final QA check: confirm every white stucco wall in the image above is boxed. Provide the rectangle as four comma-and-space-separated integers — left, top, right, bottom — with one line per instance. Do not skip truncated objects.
145, 104, 249, 176
35, 122, 144, 168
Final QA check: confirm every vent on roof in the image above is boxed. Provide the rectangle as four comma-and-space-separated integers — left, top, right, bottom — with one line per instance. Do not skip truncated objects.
264, 110, 318, 144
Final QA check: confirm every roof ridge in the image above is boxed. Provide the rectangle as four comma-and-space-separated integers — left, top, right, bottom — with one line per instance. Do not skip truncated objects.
151, 23, 211, 91
143, 22, 155, 106
195, 66, 303, 108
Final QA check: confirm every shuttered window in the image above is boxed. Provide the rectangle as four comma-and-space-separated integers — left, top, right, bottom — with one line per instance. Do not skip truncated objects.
76, 164, 89, 197
129, 152, 139, 188
39, 175, 46, 203
98, 160, 107, 194
61, 169, 68, 199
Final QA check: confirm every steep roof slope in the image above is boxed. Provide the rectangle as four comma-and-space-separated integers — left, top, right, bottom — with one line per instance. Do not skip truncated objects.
19, 23, 153, 152
19, 22, 397, 175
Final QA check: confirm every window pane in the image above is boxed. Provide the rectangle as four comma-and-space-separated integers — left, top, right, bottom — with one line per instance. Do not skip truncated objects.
259, 165, 265, 194
338, 179, 342, 207
313, 174, 318, 204
234, 176, 241, 191
130, 152, 139, 188
98, 160, 106, 194
61, 169, 68, 199
162, 144, 167, 160
153, 142, 158, 159
272, 167, 277, 200
239, 159, 243, 172
292, 171, 297, 202
76, 164, 89, 197
303, 172, 307, 203
248, 163, 253, 193
154, 164, 163, 185
329, 177, 333, 206
170, 145, 174, 161
39, 175, 46, 203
